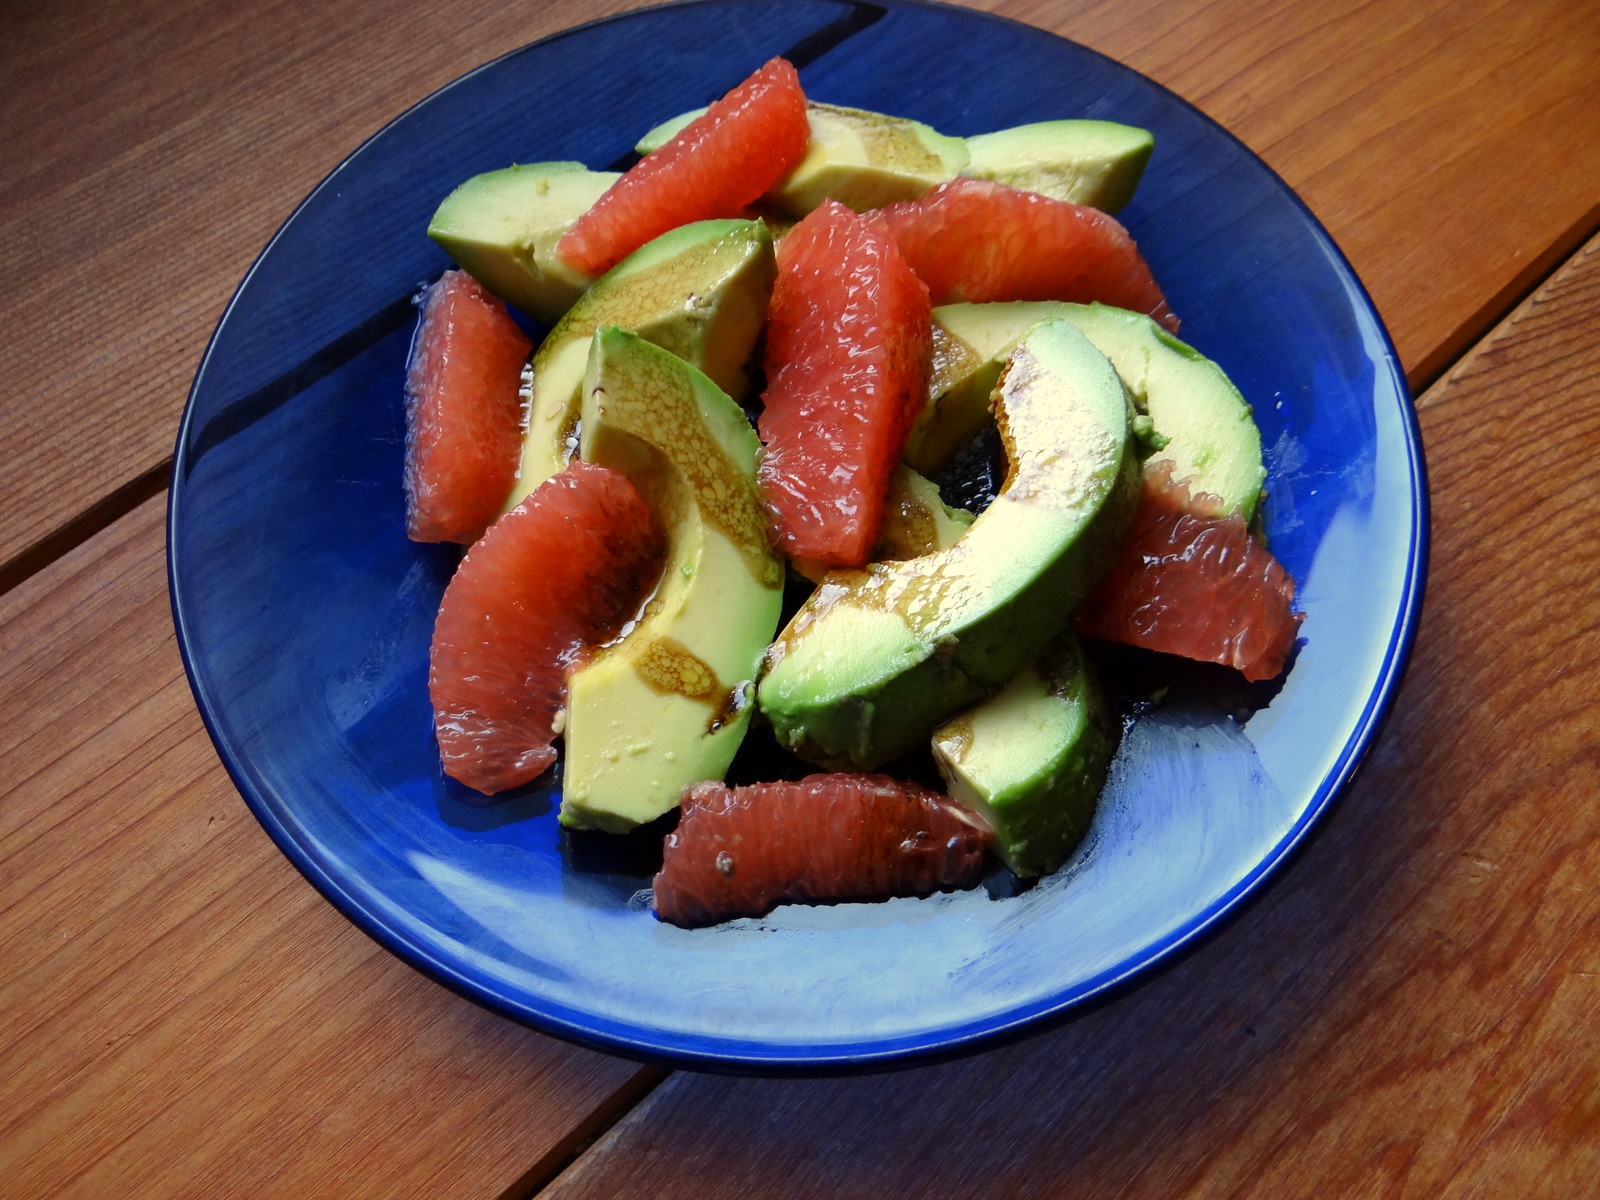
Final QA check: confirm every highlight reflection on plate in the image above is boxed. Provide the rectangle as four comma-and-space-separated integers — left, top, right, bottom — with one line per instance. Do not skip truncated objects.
169, 0, 1425, 1072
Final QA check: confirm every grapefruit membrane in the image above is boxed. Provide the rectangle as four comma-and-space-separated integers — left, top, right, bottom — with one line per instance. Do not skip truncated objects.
879, 178, 1178, 331
403, 270, 532, 544
556, 57, 810, 278
1076, 466, 1302, 682
653, 774, 993, 927
757, 199, 932, 566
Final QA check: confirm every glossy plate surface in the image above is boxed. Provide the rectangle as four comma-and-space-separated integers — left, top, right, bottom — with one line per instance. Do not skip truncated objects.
169, 0, 1426, 1072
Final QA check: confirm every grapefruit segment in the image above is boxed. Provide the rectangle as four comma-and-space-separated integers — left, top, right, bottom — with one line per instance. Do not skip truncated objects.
556, 58, 809, 278
1076, 467, 1302, 682
404, 270, 533, 544
652, 774, 992, 927
757, 199, 932, 566
879, 178, 1177, 331
429, 461, 663, 794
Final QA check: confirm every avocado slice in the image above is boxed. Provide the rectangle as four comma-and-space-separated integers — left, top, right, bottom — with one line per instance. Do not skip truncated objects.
791, 465, 973, 585
560, 328, 785, 833
506, 218, 776, 511
960, 120, 1153, 214
634, 107, 705, 154
871, 464, 974, 561
765, 103, 970, 217
758, 318, 1139, 770
932, 631, 1118, 878
909, 302, 1267, 519
427, 162, 619, 325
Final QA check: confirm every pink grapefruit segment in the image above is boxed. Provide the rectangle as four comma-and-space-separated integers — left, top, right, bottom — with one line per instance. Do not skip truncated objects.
653, 774, 992, 927
757, 199, 932, 567
879, 178, 1178, 331
1076, 468, 1302, 682
429, 461, 663, 794
404, 270, 533, 544
556, 58, 810, 278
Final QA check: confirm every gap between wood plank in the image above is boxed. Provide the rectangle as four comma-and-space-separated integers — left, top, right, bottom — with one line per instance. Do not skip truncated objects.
498, 1066, 671, 1200
1406, 198, 1600, 394
0, 460, 170, 599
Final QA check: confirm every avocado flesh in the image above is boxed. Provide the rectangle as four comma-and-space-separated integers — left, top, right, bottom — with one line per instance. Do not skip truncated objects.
506, 218, 775, 511
561, 329, 784, 833
961, 120, 1153, 214
932, 632, 1118, 877
872, 465, 974, 561
791, 465, 973, 584
427, 162, 619, 325
634, 107, 706, 154
765, 103, 970, 217
911, 302, 1266, 518
758, 319, 1139, 770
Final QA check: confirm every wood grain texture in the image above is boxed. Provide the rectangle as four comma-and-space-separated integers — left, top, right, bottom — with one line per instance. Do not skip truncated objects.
540, 237, 1600, 1198
3, 0, 1598, 586
0, 496, 655, 1200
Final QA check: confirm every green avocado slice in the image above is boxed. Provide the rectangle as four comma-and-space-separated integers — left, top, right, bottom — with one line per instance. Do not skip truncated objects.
932, 631, 1119, 878
960, 120, 1153, 214
426, 162, 619, 325
791, 465, 973, 585
764, 103, 969, 217
560, 328, 785, 833
758, 318, 1139, 770
910, 301, 1267, 519
505, 218, 775, 512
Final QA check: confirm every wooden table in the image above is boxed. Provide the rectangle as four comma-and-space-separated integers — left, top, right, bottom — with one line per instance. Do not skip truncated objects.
4, 1, 1598, 1195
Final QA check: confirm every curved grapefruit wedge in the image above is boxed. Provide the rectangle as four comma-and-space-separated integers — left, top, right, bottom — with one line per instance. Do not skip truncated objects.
653, 774, 992, 927
404, 270, 533, 544
556, 57, 809, 278
429, 461, 663, 794
757, 199, 932, 567
879, 178, 1177, 331
1076, 467, 1302, 681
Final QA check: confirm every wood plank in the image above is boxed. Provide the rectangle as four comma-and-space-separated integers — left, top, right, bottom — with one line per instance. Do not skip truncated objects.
4, 0, 1598, 585
540, 237, 1600, 1197
0, 496, 660, 1200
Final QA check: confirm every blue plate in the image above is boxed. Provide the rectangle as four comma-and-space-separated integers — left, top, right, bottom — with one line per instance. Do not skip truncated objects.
169, 0, 1426, 1073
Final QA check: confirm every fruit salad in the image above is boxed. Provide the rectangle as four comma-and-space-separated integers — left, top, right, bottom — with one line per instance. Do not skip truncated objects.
404, 58, 1303, 928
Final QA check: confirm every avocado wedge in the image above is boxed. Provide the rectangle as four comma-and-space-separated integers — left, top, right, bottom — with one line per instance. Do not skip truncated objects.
932, 631, 1118, 878
506, 218, 775, 511
909, 302, 1267, 519
791, 465, 973, 585
758, 318, 1139, 770
560, 329, 784, 832
427, 162, 618, 325
961, 120, 1154, 214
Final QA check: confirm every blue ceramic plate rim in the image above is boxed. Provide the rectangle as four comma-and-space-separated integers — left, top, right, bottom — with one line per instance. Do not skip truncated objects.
168, 0, 1428, 1073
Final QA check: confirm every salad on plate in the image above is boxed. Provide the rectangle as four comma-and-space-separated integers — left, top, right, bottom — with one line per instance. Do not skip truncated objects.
402, 57, 1303, 929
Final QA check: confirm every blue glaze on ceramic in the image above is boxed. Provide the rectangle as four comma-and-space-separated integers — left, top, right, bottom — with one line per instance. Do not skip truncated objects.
169, 0, 1426, 1072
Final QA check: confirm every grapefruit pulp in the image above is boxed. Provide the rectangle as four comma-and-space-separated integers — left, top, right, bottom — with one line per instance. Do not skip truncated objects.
429, 461, 664, 794
556, 57, 809, 278
1076, 467, 1302, 682
879, 178, 1178, 331
404, 270, 533, 544
757, 199, 932, 567
653, 774, 992, 927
